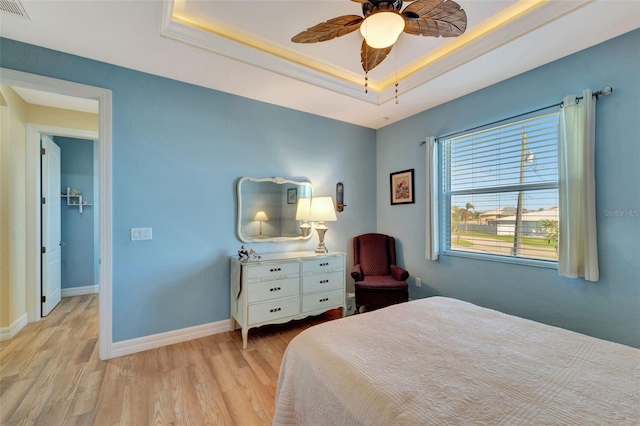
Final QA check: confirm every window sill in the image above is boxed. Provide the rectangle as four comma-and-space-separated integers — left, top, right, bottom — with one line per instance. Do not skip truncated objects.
441, 250, 558, 269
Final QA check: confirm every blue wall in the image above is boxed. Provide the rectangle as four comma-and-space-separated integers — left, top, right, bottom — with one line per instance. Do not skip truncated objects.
0, 38, 377, 342
377, 29, 640, 348
55, 136, 96, 290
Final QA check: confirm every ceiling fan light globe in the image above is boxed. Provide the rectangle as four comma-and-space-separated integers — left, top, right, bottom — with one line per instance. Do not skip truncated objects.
359, 12, 405, 49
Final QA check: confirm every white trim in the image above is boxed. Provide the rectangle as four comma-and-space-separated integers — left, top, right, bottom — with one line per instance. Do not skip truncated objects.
160, 1, 376, 104
442, 250, 558, 269
387, 1, 593, 103
97, 87, 113, 360
25, 125, 99, 322
161, 0, 590, 103
0, 314, 28, 341
0, 68, 114, 360
62, 285, 99, 297
110, 319, 231, 358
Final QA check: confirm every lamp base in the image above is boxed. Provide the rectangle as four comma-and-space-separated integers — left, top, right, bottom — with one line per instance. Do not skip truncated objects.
315, 243, 328, 254
299, 222, 311, 237
314, 225, 329, 254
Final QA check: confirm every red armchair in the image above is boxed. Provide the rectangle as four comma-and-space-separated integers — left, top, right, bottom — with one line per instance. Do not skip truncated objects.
352, 233, 409, 311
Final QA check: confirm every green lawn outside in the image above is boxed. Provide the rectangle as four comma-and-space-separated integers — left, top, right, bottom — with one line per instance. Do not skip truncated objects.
456, 231, 556, 248
451, 238, 473, 247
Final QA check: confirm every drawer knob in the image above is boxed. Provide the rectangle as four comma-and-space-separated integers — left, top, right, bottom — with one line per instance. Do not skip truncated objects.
319, 262, 329, 267
319, 298, 329, 303
319, 279, 329, 284
269, 307, 282, 313
269, 267, 282, 272
269, 287, 282, 292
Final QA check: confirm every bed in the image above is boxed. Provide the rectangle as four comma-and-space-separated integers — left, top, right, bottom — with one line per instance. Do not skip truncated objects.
273, 297, 639, 425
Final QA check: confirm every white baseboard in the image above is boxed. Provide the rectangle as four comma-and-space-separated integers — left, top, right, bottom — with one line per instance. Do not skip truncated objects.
62, 284, 99, 297
0, 313, 28, 341
110, 318, 232, 358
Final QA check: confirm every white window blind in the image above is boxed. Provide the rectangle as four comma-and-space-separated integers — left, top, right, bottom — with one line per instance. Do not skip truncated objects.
440, 113, 559, 262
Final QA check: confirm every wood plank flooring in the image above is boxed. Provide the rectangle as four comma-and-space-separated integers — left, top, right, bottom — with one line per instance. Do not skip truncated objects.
0, 295, 341, 425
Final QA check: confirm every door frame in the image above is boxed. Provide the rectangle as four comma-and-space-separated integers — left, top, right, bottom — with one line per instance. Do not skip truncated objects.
1, 68, 114, 360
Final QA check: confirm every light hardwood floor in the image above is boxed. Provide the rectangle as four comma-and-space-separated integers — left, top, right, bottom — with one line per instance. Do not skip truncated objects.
0, 295, 341, 425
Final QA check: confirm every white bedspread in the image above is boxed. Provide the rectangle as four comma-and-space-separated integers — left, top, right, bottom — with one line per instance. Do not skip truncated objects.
273, 297, 639, 425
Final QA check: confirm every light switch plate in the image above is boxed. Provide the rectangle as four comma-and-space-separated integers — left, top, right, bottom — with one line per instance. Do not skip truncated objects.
131, 227, 152, 241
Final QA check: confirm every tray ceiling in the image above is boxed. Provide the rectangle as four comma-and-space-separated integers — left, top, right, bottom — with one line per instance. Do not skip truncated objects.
1, 0, 638, 129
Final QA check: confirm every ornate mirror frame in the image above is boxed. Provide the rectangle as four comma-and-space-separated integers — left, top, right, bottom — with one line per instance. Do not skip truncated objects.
236, 176, 314, 243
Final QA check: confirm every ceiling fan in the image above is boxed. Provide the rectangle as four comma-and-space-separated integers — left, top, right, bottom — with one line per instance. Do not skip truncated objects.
292, 0, 467, 72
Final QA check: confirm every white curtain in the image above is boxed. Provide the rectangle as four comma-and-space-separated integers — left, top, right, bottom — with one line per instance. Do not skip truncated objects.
558, 89, 599, 281
425, 137, 439, 260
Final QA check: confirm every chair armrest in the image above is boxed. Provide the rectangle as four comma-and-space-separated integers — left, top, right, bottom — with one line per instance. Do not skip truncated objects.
351, 264, 363, 281
391, 265, 409, 281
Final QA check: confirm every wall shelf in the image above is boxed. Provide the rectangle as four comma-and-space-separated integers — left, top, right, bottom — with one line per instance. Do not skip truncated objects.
61, 187, 92, 214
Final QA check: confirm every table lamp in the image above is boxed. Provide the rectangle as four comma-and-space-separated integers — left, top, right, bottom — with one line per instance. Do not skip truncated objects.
254, 211, 269, 238
295, 197, 311, 237
308, 197, 337, 253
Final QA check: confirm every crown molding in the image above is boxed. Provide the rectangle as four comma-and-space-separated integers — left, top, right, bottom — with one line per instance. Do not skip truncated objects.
379, 0, 593, 104
161, 0, 592, 105
161, 0, 380, 104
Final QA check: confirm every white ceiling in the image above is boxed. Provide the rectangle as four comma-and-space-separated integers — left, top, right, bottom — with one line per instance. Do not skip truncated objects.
1, 0, 638, 129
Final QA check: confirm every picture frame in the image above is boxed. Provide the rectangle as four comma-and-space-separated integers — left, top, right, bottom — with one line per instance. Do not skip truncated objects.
390, 169, 415, 205
287, 188, 297, 204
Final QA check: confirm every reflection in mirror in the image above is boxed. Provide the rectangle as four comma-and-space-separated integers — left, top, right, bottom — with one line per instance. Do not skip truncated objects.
237, 177, 314, 243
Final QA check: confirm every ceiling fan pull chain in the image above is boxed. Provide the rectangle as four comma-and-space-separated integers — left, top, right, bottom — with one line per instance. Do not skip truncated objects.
395, 47, 399, 104
364, 72, 368, 94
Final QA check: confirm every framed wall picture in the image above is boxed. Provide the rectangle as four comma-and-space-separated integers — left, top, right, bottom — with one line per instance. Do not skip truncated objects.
390, 169, 415, 205
287, 188, 297, 204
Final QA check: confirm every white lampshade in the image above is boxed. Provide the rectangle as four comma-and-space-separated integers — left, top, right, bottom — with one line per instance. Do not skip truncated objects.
359, 12, 405, 49
308, 197, 337, 222
254, 211, 269, 221
295, 198, 311, 221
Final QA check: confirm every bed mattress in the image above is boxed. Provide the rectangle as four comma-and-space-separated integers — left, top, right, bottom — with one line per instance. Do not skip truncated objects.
273, 297, 639, 425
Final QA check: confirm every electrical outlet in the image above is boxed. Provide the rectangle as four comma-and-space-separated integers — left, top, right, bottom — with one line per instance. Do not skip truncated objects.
415, 277, 421, 287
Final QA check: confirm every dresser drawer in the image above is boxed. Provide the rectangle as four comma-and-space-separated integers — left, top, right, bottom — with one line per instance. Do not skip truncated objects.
302, 257, 344, 274
302, 271, 344, 294
247, 262, 299, 280
248, 277, 299, 303
302, 289, 343, 313
249, 296, 300, 325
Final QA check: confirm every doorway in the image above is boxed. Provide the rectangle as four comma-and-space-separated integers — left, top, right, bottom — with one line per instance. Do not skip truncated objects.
38, 131, 100, 318
1, 67, 114, 360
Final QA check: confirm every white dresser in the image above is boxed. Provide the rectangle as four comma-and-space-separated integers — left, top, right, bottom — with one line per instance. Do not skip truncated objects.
230, 251, 346, 349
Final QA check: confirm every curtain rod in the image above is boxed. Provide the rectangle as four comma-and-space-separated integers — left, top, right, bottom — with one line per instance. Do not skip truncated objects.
419, 86, 613, 145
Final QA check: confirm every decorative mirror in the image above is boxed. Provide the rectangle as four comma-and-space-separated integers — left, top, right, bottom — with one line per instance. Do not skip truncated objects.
236, 177, 314, 243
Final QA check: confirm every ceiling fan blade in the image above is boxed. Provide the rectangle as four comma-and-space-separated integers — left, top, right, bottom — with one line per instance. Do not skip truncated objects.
402, 11, 420, 21
361, 40, 393, 72
292, 15, 364, 43
402, 0, 467, 37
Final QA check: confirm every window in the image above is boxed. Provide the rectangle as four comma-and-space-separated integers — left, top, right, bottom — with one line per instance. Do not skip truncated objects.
440, 113, 559, 263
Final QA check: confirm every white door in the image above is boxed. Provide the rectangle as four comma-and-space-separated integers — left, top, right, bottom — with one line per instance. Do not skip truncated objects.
41, 135, 62, 316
